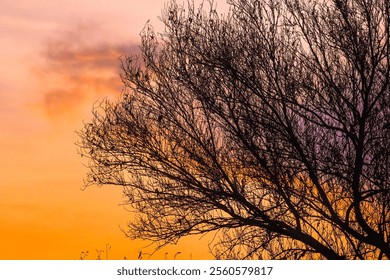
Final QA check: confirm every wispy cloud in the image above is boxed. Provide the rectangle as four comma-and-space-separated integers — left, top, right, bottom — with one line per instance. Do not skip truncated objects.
36, 22, 139, 118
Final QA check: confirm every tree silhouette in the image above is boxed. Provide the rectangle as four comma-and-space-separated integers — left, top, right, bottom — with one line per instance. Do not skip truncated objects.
77, 0, 390, 259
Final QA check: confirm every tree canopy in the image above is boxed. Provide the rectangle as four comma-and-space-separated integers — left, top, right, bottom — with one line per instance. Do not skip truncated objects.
77, 0, 390, 259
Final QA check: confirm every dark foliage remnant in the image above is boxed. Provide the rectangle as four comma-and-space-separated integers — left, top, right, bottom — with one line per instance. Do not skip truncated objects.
78, 0, 390, 259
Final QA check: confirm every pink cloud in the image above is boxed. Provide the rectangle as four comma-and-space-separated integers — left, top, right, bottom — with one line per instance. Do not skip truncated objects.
36, 22, 139, 118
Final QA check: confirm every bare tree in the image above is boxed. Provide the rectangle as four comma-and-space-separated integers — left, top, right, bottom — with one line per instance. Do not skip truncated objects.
77, 0, 390, 259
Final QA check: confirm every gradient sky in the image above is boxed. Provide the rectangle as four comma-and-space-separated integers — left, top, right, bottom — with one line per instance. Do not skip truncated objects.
0, 0, 220, 260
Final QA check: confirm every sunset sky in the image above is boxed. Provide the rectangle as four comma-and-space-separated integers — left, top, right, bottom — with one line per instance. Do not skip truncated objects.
0, 0, 218, 260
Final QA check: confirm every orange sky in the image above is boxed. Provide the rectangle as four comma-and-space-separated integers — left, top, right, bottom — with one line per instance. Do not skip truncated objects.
0, 0, 217, 260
